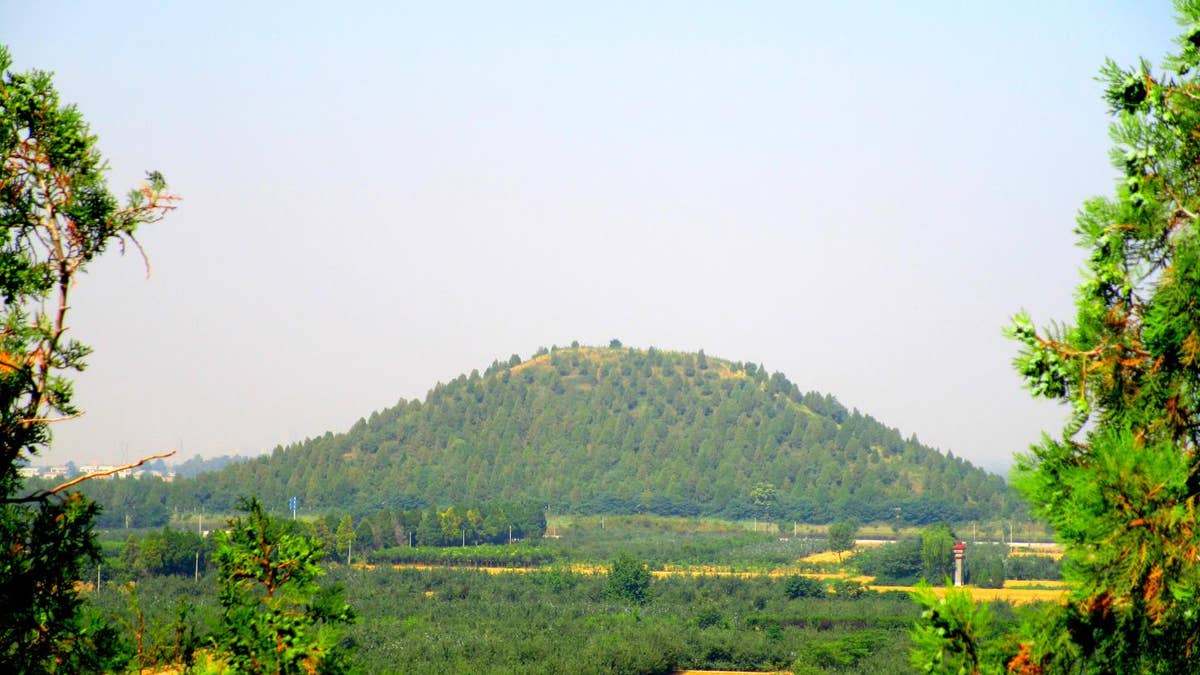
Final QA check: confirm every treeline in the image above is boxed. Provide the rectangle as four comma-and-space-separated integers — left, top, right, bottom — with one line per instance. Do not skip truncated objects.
332, 501, 547, 551
851, 525, 1061, 587
73, 346, 1021, 526
370, 544, 556, 567
103, 499, 546, 583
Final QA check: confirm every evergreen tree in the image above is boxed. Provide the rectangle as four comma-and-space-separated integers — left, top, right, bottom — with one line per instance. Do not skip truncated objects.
213, 497, 355, 674
917, 4, 1200, 670
0, 44, 175, 671
1004, 5, 1200, 670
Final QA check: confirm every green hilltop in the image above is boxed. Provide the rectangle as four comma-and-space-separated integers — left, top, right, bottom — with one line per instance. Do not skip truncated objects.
190, 345, 1018, 523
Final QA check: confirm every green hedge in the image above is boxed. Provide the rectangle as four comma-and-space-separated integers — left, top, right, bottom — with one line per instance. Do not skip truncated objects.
369, 544, 555, 567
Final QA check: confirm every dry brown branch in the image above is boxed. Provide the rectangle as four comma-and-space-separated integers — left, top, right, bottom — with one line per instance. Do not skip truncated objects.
127, 233, 152, 279
7, 450, 177, 504
18, 411, 84, 426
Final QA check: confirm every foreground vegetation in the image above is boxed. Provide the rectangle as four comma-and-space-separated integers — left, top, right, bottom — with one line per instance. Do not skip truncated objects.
910, 3, 1200, 670
86, 513, 1062, 673
90, 562, 1026, 674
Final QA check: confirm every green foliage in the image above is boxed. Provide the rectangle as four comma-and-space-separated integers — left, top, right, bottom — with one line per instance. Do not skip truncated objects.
1004, 554, 1061, 581
783, 574, 826, 599
920, 524, 956, 583
0, 42, 174, 489
334, 514, 355, 564
167, 346, 1015, 526
113, 583, 205, 673
546, 514, 824, 568
0, 494, 127, 672
126, 527, 212, 578
0, 43, 174, 672
91, 514, 1010, 674
855, 537, 925, 585
963, 544, 1006, 589
339, 566, 926, 674
213, 497, 355, 674
795, 629, 893, 673
607, 553, 651, 604
750, 481, 778, 520
828, 518, 860, 557
86, 573, 225, 673
830, 578, 871, 599
369, 543, 555, 567
910, 582, 996, 675
1001, 3, 1200, 670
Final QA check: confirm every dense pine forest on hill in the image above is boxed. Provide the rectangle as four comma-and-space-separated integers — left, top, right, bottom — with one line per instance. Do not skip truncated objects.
72, 345, 1018, 526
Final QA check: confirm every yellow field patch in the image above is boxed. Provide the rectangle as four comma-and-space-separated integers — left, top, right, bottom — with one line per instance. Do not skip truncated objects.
869, 584, 1067, 605
797, 550, 847, 564
382, 562, 1066, 605
1002, 579, 1069, 589
676, 671, 791, 675
1009, 549, 1063, 560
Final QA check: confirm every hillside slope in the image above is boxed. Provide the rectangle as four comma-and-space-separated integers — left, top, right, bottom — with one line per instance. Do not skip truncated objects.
195, 346, 1017, 523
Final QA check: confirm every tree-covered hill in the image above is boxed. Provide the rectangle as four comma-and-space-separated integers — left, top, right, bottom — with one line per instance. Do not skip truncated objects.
187, 345, 1016, 524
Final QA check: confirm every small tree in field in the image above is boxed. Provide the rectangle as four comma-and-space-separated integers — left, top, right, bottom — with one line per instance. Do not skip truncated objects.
0, 44, 175, 671
214, 497, 355, 674
607, 553, 651, 604
915, 3, 1200, 671
750, 482, 777, 529
827, 518, 859, 561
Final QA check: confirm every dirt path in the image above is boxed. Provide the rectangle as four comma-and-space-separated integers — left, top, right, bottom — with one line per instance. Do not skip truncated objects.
376, 563, 1065, 604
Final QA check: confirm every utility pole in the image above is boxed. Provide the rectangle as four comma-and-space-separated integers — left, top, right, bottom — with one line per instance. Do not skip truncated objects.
97, 564, 101, 592
195, 551, 199, 582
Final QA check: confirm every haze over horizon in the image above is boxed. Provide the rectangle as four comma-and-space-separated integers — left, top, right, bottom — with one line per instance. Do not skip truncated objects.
1, 2, 1179, 475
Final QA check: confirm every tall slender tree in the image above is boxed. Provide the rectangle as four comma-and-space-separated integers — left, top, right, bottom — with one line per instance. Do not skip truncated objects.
0, 44, 176, 671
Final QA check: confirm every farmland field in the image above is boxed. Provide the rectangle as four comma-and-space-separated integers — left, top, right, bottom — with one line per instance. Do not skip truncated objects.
90, 513, 1063, 673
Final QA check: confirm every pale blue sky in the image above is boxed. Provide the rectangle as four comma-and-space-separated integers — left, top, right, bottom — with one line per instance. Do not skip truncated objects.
0, 2, 1180, 472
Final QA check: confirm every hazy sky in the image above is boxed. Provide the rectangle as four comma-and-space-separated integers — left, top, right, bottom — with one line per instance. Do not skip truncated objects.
1, 2, 1180, 473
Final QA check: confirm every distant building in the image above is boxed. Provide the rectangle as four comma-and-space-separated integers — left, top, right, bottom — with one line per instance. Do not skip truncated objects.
79, 464, 120, 479
29, 461, 178, 482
